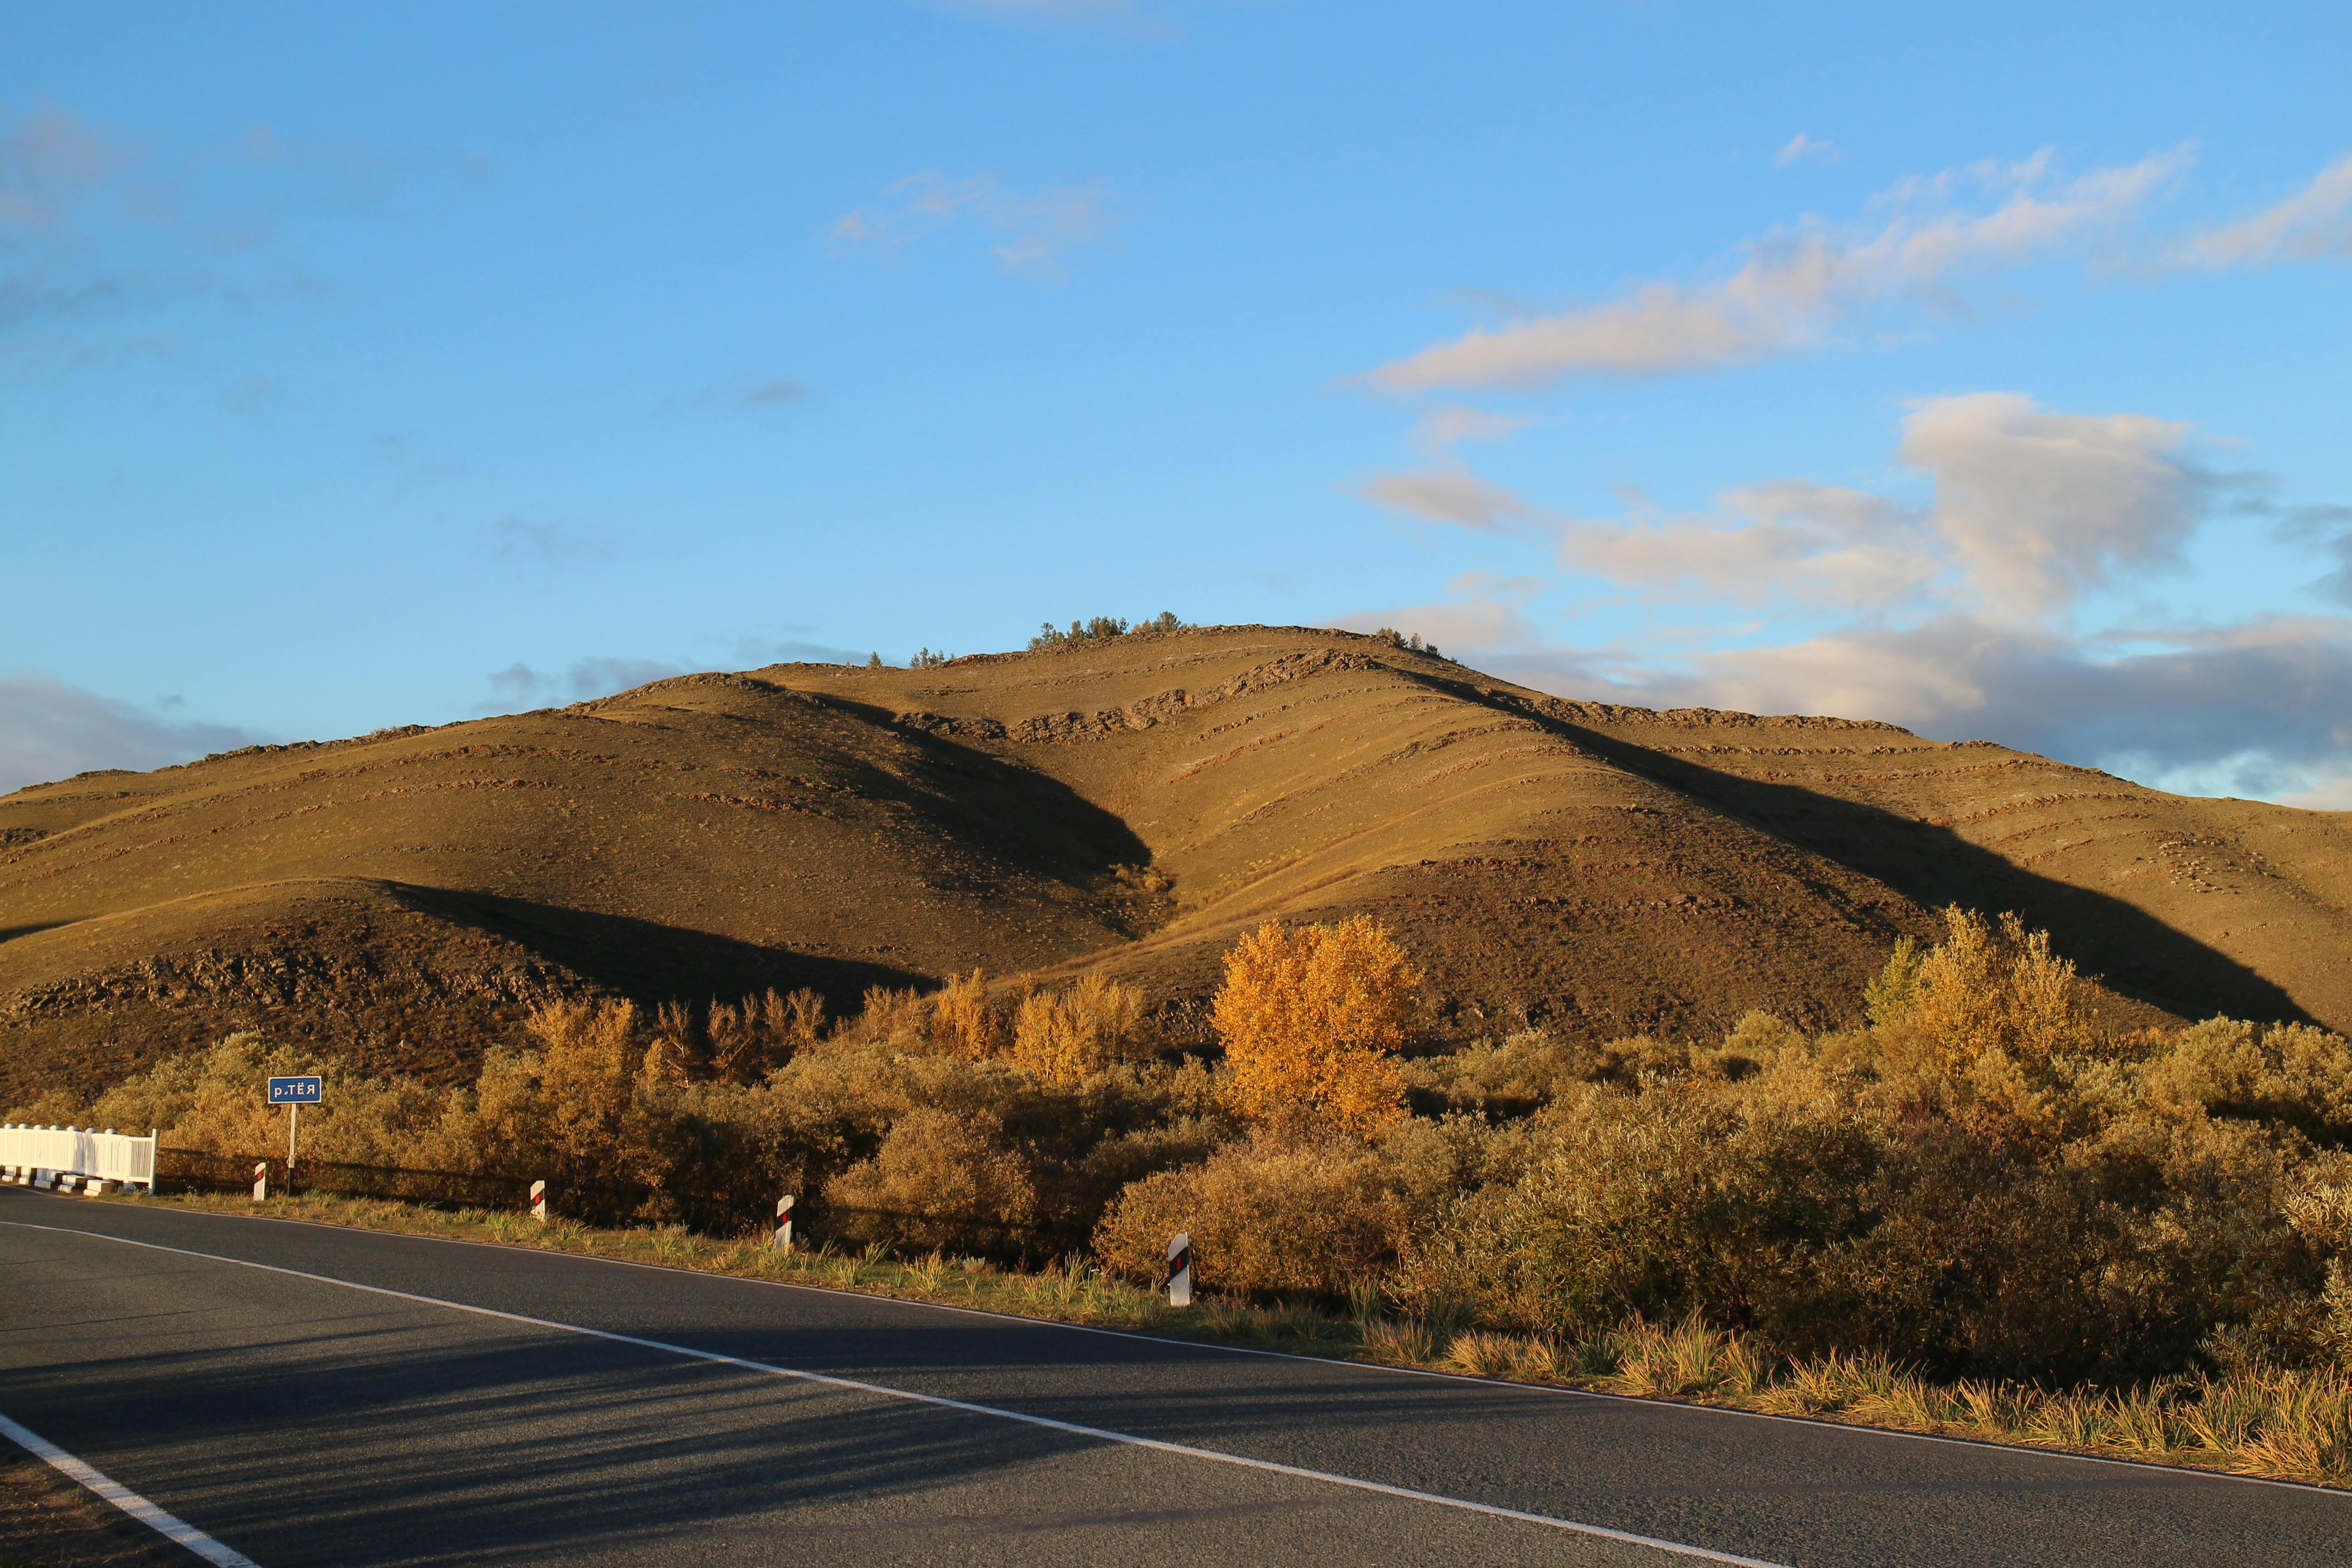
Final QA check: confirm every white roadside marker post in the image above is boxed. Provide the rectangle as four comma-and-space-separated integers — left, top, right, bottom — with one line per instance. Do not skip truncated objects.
251, 1162, 268, 1202
774, 1194, 795, 1251
530, 1180, 547, 1223
1167, 1230, 1192, 1308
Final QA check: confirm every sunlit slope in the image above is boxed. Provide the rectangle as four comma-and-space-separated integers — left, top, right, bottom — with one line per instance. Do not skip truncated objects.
0, 672, 1150, 1092
4, 626, 2344, 1101
786, 629, 2347, 1038
804, 636, 1947, 1037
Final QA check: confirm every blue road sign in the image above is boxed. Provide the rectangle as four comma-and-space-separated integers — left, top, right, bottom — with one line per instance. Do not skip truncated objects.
267, 1076, 323, 1104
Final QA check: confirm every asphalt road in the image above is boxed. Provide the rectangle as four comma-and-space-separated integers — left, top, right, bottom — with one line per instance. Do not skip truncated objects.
1, 1190, 2346, 1568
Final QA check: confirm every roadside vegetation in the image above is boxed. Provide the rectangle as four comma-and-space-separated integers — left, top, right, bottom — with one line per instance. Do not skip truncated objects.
26, 907, 2352, 1486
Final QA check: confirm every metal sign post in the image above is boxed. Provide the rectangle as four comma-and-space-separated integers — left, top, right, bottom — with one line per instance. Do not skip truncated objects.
1167, 1230, 1192, 1308
265, 1077, 323, 1194
774, 1194, 795, 1251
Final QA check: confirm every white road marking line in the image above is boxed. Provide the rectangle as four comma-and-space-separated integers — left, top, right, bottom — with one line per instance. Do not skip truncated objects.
88, 1201, 2350, 1499
0, 1408, 264, 1568
6, 1220, 1786, 1567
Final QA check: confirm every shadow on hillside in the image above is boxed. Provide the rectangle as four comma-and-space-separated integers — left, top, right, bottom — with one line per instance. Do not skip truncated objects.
1550, 723, 2314, 1028
1373, 658, 2312, 1027
387, 884, 928, 1016
817, 696, 1157, 894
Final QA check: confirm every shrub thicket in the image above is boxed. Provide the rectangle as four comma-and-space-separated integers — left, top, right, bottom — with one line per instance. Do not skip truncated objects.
33, 906, 2352, 1386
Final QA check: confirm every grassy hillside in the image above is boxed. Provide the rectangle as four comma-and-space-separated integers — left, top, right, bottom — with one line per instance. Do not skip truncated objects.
2, 625, 2344, 1099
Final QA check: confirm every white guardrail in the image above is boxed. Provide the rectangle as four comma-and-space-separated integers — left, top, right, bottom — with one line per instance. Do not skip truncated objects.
0, 1124, 157, 1195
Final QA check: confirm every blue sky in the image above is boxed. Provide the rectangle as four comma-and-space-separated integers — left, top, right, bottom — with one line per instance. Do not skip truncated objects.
4, 1, 2349, 804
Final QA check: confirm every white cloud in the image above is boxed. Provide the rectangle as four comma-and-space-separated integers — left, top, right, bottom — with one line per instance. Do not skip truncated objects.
1896, 392, 2212, 618
1772, 133, 1838, 169
1452, 611, 2352, 802
1368, 148, 2188, 389
2172, 152, 2352, 269
1372, 392, 2227, 624
830, 172, 1121, 280
2283, 770, 2352, 812
1353, 393, 2352, 801
0, 675, 260, 796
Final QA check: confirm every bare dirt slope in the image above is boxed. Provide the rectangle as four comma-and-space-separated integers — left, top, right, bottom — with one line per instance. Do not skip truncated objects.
3, 626, 2344, 1100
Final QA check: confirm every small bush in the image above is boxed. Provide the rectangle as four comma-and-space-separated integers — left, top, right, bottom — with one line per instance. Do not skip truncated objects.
826, 1106, 1039, 1252
1093, 1131, 1401, 1295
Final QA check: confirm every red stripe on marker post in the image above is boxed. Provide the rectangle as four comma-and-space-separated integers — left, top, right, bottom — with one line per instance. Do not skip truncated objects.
1167, 1230, 1192, 1308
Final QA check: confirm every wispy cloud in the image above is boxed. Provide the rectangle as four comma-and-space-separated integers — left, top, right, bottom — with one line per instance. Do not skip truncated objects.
830, 171, 1122, 280
1362, 468, 1531, 532
0, 674, 260, 795
739, 377, 806, 407
678, 373, 807, 412
485, 516, 620, 568
1560, 480, 1940, 611
2279, 504, 2352, 607
0, 109, 128, 231
0, 104, 455, 365
1411, 405, 1536, 458
486, 658, 689, 709
483, 637, 864, 713
2171, 152, 2352, 270
937, 0, 1135, 23
1771, 132, 1838, 169
1368, 148, 2188, 389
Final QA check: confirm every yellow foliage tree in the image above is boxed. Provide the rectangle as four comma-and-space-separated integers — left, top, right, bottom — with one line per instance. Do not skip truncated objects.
1211, 916, 1418, 1137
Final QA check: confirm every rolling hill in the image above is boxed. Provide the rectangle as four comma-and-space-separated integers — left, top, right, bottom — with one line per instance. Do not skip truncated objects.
3, 625, 2345, 1102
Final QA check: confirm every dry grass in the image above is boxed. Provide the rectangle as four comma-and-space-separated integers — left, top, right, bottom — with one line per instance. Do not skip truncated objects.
103, 1188, 2352, 1490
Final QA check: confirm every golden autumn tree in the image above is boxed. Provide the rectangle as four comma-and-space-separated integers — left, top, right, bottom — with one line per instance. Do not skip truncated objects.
1009, 973, 1152, 1084
928, 970, 1008, 1061
524, 998, 642, 1163
1211, 916, 1419, 1138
